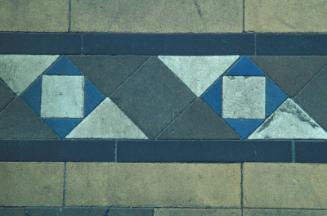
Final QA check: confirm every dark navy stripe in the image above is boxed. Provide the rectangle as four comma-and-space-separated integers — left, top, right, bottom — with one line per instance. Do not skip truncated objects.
0, 140, 115, 162
117, 140, 292, 163
295, 141, 327, 163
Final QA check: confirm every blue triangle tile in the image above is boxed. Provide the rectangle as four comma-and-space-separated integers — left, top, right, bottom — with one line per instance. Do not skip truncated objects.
20, 77, 42, 115
226, 57, 265, 76
45, 56, 81, 75
201, 79, 222, 115
43, 118, 82, 139
266, 78, 288, 117
224, 119, 264, 140
84, 79, 105, 116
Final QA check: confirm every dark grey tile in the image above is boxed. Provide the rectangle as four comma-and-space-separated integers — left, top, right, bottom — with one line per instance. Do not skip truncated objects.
294, 66, 327, 130
251, 56, 327, 97
0, 98, 58, 139
0, 208, 24, 216
109, 208, 153, 216
296, 141, 327, 163
25, 207, 108, 216
0, 80, 15, 111
244, 209, 327, 216
68, 55, 149, 95
158, 99, 239, 139
111, 57, 195, 138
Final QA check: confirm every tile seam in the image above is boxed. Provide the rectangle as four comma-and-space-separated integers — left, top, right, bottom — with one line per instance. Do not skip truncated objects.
62, 162, 67, 206
242, 0, 245, 32
68, 0, 72, 32
291, 140, 296, 162
241, 163, 244, 216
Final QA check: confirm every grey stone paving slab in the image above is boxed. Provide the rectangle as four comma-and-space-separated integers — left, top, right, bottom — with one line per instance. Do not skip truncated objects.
66, 98, 147, 139
295, 65, 327, 131
71, 0, 243, 32
0, 98, 58, 139
0, 0, 69, 32
245, 0, 327, 32
109, 208, 153, 216
155, 208, 241, 216
244, 209, 327, 216
222, 76, 266, 119
25, 207, 108, 216
111, 57, 195, 138
158, 99, 239, 139
248, 99, 327, 139
251, 56, 327, 97
0, 55, 58, 95
68, 55, 149, 96
0, 79, 15, 111
0, 208, 24, 216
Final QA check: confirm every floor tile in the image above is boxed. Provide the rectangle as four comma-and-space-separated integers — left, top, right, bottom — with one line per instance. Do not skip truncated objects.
295, 66, 327, 131
251, 56, 327, 97
0, 98, 58, 139
0, 208, 24, 216
0, 80, 15, 111
158, 56, 239, 96
154, 208, 241, 216
67, 98, 147, 139
25, 207, 108, 216
158, 99, 239, 139
117, 140, 292, 163
245, 0, 327, 32
244, 163, 327, 208
0, 55, 58, 95
0, 0, 68, 32
249, 99, 327, 139
66, 163, 241, 207
244, 209, 327, 216
111, 57, 195, 138
222, 76, 266, 119
41, 75, 84, 118
0, 162, 64, 206
71, 0, 242, 32
68, 55, 149, 96
109, 208, 153, 216
296, 141, 327, 163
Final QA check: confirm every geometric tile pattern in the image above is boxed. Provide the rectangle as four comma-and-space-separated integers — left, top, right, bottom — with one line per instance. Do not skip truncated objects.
1, 55, 327, 141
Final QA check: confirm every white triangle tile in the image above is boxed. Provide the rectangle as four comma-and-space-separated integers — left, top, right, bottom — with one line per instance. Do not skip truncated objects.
248, 98, 327, 139
158, 56, 239, 96
66, 97, 148, 139
0, 55, 59, 95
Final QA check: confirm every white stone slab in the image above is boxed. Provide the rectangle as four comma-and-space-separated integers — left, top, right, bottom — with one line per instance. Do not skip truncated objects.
158, 56, 239, 96
0, 55, 58, 95
66, 98, 147, 139
41, 75, 84, 118
248, 98, 327, 139
223, 76, 266, 119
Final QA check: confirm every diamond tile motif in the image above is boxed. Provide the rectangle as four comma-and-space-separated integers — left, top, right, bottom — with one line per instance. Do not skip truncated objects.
202, 57, 288, 139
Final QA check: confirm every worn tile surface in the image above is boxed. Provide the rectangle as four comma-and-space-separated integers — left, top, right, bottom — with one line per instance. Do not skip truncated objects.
154, 208, 241, 216
244, 163, 327, 208
111, 57, 195, 138
0, 162, 64, 206
71, 0, 243, 32
0, 0, 68, 32
66, 163, 241, 207
244, 209, 327, 216
245, 0, 327, 32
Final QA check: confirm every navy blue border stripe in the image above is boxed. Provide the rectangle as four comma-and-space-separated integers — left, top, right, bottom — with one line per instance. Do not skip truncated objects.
295, 141, 327, 163
0, 140, 293, 162
1, 32, 327, 55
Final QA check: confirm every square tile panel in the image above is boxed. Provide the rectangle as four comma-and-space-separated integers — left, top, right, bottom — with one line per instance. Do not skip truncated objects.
222, 76, 266, 119
41, 75, 84, 118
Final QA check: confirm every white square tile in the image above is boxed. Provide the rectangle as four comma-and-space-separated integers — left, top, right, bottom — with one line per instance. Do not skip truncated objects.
41, 75, 84, 118
223, 76, 265, 119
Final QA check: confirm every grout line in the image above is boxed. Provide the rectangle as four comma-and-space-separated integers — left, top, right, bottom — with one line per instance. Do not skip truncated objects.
62, 162, 67, 207
241, 163, 244, 216
80, 33, 84, 54
291, 141, 296, 163
242, 0, 245, 32
68, 0, 72, 32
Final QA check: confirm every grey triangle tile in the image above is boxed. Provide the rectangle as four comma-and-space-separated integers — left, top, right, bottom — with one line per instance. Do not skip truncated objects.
158, 99, 239, 139
67, 55, 149, 96
0, 79, 15, 111
251, 56, 327, 97
0, 98, 58, 139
